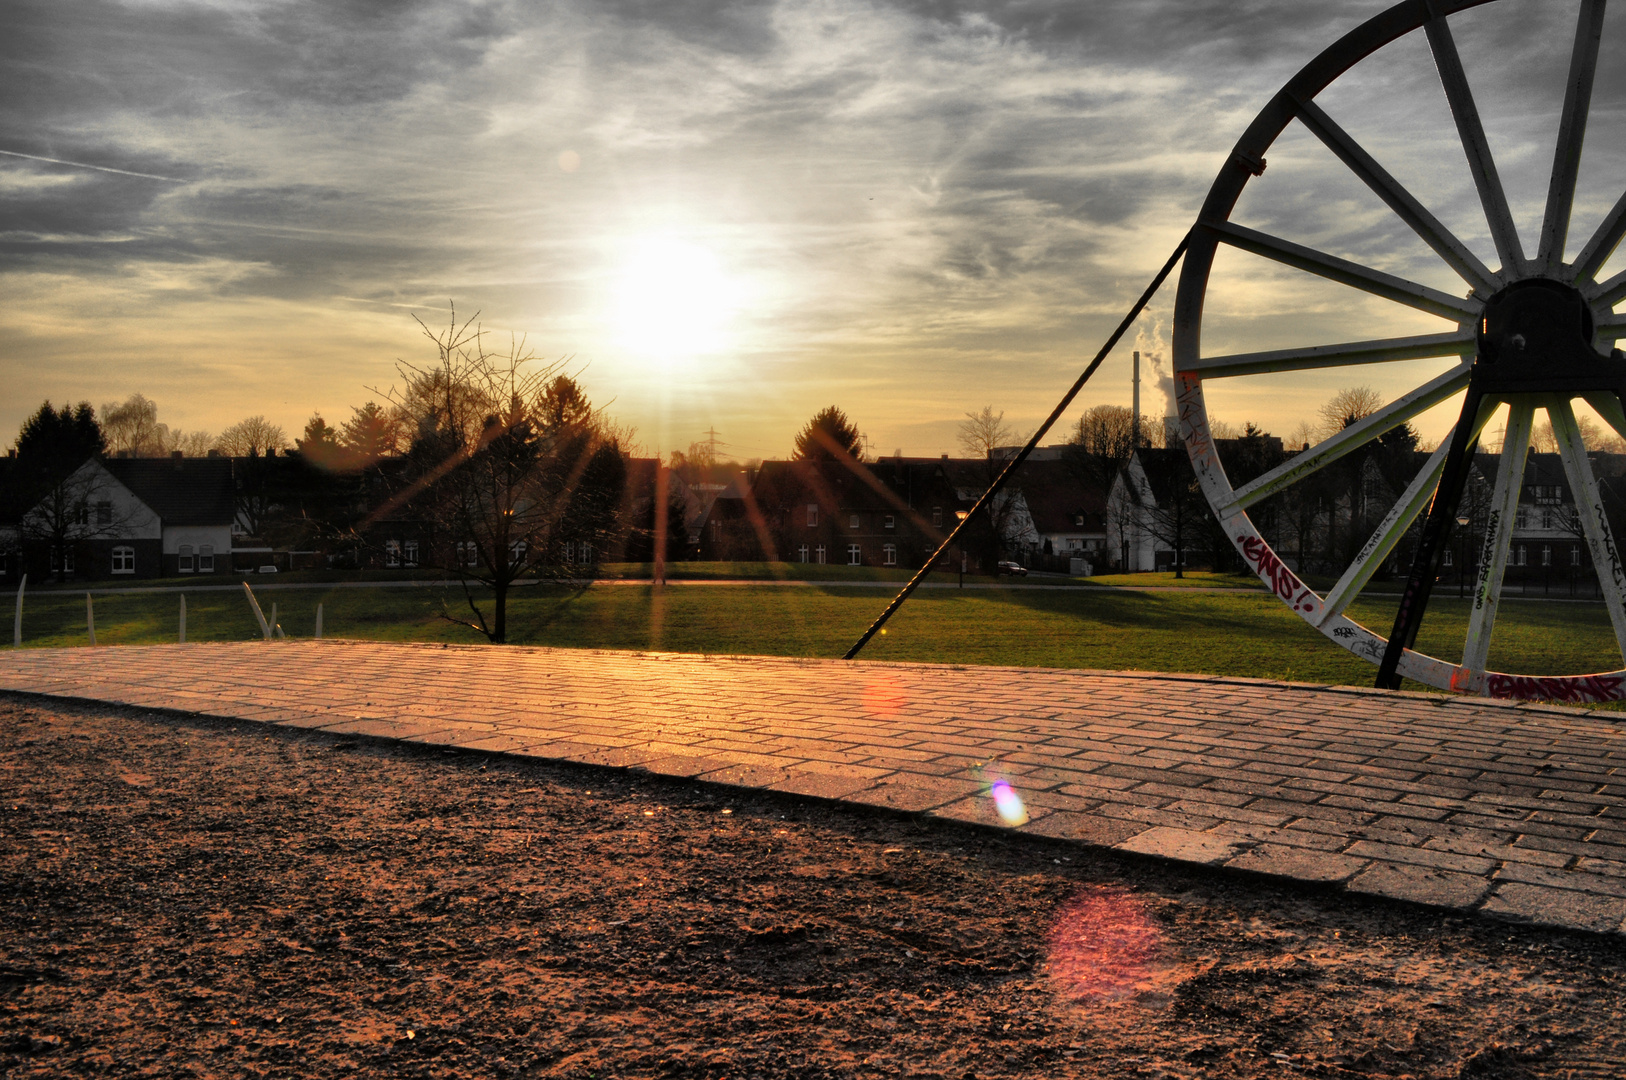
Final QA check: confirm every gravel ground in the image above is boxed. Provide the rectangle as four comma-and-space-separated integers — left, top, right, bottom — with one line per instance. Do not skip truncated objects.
3, 695, 1626, 1079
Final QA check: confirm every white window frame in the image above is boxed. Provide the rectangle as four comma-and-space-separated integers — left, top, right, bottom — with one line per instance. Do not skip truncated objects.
1516, 544, 1527, 567
178, 544, 195, 573
797, 545, 808, 563
385, 540, 401, 568
882, 543, 897, 566
112, 545, 135, 574
1542, 544, 1552, 567
815, 545, 826, 565
1572, 545, 1582, 567
52, 548, 75, 574
404, 540, 419, 568
848, 544, 862, 565
199, 544, 215, 573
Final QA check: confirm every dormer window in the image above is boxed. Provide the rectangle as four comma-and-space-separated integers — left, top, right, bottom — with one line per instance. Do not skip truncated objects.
806, 504, 818, 527
884, 515, 895, 529
849, 514, 860, 529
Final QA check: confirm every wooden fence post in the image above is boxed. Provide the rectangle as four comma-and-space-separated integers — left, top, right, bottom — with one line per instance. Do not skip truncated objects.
12, 574, 23, 647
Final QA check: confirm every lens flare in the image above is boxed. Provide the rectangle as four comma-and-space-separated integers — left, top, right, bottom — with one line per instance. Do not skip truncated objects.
990, 779, 1028, 826
861, 675, 907, 717
1045, 887, 1167, 1002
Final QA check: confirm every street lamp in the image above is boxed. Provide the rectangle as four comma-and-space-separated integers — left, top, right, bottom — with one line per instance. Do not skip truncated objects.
1456, 514, 1471, 598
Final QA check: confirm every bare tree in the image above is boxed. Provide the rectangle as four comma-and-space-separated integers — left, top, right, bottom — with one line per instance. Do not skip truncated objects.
375, 305, 627, 644
100, 393, 165, 457
1317, 386, 1383, 440
218, 416, 289, 458
957, 405, 1016, 463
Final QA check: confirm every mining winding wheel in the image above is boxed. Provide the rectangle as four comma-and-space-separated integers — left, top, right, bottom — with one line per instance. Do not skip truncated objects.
1176, 0, 1626, 702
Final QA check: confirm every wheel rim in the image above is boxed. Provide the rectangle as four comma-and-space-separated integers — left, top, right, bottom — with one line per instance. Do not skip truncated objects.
1172, 0, 1626, 702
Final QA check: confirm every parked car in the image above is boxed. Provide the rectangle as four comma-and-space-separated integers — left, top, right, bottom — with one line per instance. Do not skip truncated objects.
996, 560, 1028, 577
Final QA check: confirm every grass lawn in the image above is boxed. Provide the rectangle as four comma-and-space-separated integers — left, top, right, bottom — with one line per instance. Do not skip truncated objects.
11, 578, 1622, 694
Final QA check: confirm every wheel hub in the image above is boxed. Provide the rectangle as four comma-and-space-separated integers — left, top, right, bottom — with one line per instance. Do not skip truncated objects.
1474, 278, 1619, 395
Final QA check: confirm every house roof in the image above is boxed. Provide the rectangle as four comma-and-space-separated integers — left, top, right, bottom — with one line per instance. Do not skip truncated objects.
1009, 459, 1107, 533
103, 457, 236, 525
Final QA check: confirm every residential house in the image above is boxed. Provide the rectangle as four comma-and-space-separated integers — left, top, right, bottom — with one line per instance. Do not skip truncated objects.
13, 454, 235, 581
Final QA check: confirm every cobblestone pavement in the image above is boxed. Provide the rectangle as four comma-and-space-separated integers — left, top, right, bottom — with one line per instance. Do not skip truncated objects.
5, 640, 1626, 935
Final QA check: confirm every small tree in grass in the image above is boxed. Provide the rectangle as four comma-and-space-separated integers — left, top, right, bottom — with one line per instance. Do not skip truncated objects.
376, 305, 627, 643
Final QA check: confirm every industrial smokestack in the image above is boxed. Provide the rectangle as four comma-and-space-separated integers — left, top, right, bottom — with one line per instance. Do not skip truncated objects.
1132, 350, 1141, 447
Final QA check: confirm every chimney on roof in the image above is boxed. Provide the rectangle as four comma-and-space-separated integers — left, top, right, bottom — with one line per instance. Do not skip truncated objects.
941, 453, 949, 460
207, 448, 221, 458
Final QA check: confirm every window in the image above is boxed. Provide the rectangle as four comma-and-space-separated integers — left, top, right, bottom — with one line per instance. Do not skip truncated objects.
1542, 544, 1552, 567
51, 548, 74, 574
96, 501, 113, 526
512, 540, 529, 564
815, 545, 826, 565
1442, 549, 1453, 568
797, 545, 808, 563
112, 546, 135, 574
884, 515, 895, 529
1572, 545, 1582, 567
404, 541, 419, 568
849, 514, 860, 530
178, 544, 194, 573
932, 507, 942, 528
1075, 514, 1086, 527
1069, 538, 1082, 550
848, 544, 862, 565
1516, 544, 1527, 566
883, 543, 897, 566
563, 540, 575, 563
1516, 507, 1529, 530
1542, 509, 1555, 530
457, 541, 479, 568
385, 540, 401, 568
199, 545, 215, 573
806, 504, 818, 527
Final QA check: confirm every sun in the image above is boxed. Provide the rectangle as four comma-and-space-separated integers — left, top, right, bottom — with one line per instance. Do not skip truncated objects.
612, 235, 741, 362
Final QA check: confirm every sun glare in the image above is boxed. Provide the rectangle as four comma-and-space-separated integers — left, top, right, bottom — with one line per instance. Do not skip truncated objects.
612, 236, 741, 362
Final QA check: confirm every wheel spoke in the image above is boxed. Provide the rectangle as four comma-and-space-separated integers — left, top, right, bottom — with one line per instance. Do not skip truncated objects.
1550, 398, 1626, 663
1461, 401, 1535, 679
1574, 189, 1626, 284
1203, 220, 1480, 321
1229, 362, 1470, 511
1191, 329, 1475, 378
1377, 385, 1487, 689
1538, 0, 1607, 271
1294, 97, 1497, 294
1599, 313, 1626, 341
1424, 6, 1526, 270
1584, 392, 1626, 441
1593, 269, 1626, 308
1315, 396, 1498, 624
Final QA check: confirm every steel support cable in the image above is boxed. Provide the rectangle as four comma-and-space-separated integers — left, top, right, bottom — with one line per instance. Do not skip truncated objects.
843, 230, 1192, 661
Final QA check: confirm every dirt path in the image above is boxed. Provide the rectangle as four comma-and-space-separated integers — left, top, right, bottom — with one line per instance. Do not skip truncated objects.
3, 696, 1625, 1078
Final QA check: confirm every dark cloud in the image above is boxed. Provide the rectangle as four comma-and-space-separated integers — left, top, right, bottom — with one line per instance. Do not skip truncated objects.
895, 0, 1393, 66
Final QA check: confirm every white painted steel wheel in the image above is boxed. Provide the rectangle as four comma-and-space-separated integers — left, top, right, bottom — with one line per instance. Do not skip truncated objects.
1173, 0, 1626, 701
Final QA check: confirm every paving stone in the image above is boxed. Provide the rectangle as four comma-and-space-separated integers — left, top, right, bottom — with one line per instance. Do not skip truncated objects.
1114, 826, 1246, 865
1224, 844, 1370, 883
1481, 883, 1626, 934
6, 639, 1626, 937
1347, 864, 1492, 909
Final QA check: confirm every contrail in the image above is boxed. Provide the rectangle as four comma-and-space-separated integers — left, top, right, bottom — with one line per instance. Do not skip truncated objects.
0, 148, 186, 183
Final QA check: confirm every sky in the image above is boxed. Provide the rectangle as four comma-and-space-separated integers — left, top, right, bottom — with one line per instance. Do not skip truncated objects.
2, 0, 1623, 461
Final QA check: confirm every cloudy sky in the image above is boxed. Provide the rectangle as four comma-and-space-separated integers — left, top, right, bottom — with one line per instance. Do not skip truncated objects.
3, 0, 1623, 460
